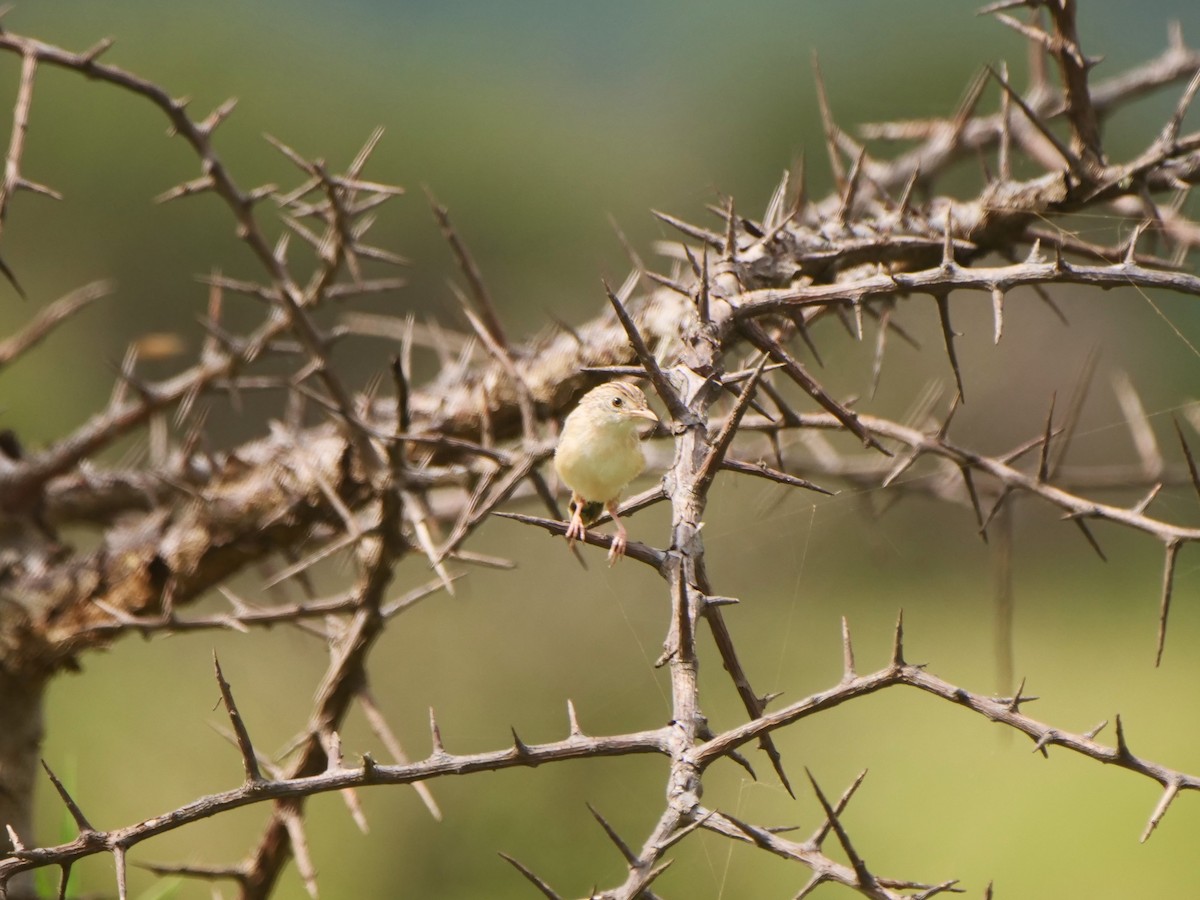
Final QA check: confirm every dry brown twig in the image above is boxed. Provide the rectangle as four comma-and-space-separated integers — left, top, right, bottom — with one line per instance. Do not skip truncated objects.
1, 3, 1200, 898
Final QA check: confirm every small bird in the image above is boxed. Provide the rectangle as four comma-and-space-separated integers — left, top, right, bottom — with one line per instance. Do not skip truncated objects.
554, 381, 660, 564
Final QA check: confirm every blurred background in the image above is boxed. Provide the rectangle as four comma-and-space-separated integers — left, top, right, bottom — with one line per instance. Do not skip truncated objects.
5, 0, 1199, 897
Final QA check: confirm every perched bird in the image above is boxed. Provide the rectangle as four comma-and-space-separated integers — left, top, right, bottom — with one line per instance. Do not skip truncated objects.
554, 381, 660, 564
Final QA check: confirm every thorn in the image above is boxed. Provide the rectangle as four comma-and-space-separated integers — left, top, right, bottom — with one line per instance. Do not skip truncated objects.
81, 36, 115, 63
510, 727, 530, 757
986, 64, 1084, 175
809, 769, 869, 848
897, 166, 920, 219
425, 187, 508, 349
793, 152, 808, 219
651, 208, 723, 248
1141, 781, 1181, 843
697, 355, 769, 491
681, 241, 703, 279
1006, 676, 1029, 712
602, 279, 690, 423
981, 485, 1014, 533
641, 858, 674, 889
1157, 66, 1200, 150
212, 652, 262, 783
358, 687, 441, 822
1072, 517, 1108, 562
1038, 393, 1057, 483
941, 205, 956, 267
263, 132, 316, 175
882, 449, 918, 488
1123, 220, 1150, 266
40, 760, 94, 834
566, 699, 583, 737
1083, 720, 1108, 740
13, 176, 63, 201
740, 319, 889, 454
1155, 541, 1182, 667
997, 61, 1013, 181
991, 286, 1005, 344
870, 304, 890, 397
935, 294, 965, 401
429, 707, 445, 755
1172, 417, 1200, 503
832, 303, 859, 341
950, 67, 990, 144
281, 803, 319, 899
702, 593, 741, 608
586, 803, 637, 865
841, 616, 856, 679
836, 147, 867, 224
795, 873, 828, 899
763, 168, 791, 232
498, 853, 563, 899
723, 195, 738, 263
1132, 483, 1163, 515
354, 753, 378, 782
644, 270, 690, 297
114, 845, 129, 900
959, 465, 987, 542
1113, 371, 1161, 476
788, 311, 825, 366
607, 213, 646, 278
155, 174, 217, 204
1031, 729, 1057, 757
1048, 348, 1098, 479
1168, 20, 1184, 53
1115, 714, 1131, 759
662, 809, 716, 851
891, 610, 905, 667
812, 52, 847, 190
197, 97, 238, 136
0, 253, 25, 298
936, 390, 962, 440
759, 376, 805, 425
805, 769, 874, 889
719, 458, 834, 495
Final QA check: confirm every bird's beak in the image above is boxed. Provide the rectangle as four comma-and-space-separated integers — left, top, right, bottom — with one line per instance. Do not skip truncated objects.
634, 407, 661, 438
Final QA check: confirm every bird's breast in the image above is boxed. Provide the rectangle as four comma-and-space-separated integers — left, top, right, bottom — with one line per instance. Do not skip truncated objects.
554, 423, 646, 504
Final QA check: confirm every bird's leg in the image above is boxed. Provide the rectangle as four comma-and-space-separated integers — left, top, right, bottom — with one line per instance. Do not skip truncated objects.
605, 500, 628, 566
565, 493, 588, 547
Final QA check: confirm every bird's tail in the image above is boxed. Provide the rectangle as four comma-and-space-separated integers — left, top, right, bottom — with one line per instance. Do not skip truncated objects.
570, 498, 606, 526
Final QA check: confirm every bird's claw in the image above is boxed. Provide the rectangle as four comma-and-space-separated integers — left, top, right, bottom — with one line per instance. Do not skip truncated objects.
607, 533, 627, 566
565, 509, 587, 547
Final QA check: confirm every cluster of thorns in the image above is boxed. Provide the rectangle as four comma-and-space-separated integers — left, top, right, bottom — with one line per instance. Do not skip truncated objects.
1, 2, 1200, 898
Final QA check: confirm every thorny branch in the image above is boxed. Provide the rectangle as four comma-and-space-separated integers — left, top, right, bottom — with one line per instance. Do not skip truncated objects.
2, 2, 1200, 898
5, 635, 1200, 895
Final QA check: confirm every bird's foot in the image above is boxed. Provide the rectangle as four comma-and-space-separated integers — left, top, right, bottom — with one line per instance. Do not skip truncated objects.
565, 506, 588, 547
606, 532, 628, 566
607, 515, 629, 566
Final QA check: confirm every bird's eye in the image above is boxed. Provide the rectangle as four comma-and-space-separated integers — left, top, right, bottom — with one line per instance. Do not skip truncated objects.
611, 396, 623, 407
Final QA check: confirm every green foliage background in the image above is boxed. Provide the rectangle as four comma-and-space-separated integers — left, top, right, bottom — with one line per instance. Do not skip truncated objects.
3, 2, 1198, 897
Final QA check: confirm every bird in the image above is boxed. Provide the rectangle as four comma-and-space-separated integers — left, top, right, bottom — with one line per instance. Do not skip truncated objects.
553, 381, 660, 564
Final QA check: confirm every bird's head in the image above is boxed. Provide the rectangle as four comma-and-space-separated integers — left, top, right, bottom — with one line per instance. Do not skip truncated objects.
575, 381, 660, 433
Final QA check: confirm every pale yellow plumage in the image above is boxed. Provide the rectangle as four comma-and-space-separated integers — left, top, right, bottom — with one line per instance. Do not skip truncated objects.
554, 382, 659, 563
